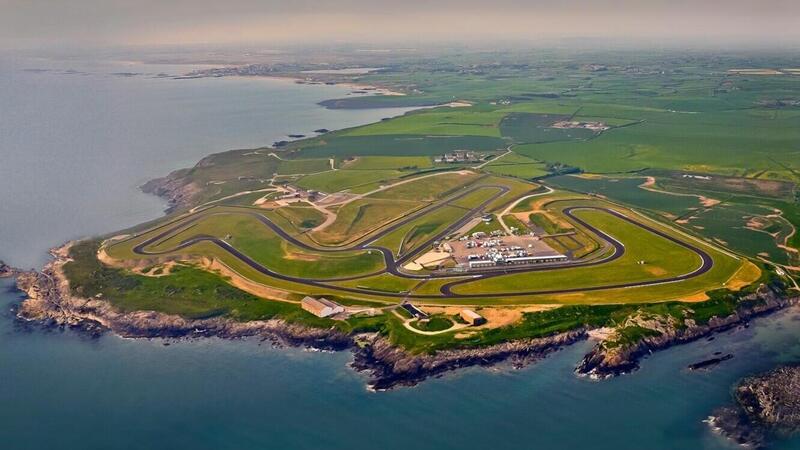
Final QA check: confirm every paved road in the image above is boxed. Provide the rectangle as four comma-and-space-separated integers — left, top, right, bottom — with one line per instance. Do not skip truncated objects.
127, 189, 713, 299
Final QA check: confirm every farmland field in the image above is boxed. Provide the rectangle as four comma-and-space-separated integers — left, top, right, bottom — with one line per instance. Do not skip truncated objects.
296, 169, 401, 193
370, 171, 480, 201
338, 155, 433, 171
343, 109, 506, 137
483, 152, 550, 179
499, 112, 594, 143
546, 175, 701, 217
290, 134, 508, 158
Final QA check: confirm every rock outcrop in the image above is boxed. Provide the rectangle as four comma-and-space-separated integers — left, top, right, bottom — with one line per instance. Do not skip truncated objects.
710, 365, 800, 448
0, 260, 15, 277
576, 286, 798, 379
15, 248, 349, 349
140, 169, 201, 213
351, 330, 587, 391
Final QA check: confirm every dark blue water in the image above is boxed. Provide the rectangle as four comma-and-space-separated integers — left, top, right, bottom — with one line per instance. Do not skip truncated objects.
2, 55, 800, 450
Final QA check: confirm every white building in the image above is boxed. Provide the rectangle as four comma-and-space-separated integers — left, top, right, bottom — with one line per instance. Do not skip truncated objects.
301, 297, 345, 318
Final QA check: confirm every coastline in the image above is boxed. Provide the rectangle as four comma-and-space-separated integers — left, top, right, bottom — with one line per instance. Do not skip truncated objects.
13, 242, 587, 389
184, 68, 409, 100
218, 74, 408, 98
0, 260, 16, 278
14, 241, 799, 390
15, 243, 352, 347
181, 67, 473, 110
576, 285, 799, 379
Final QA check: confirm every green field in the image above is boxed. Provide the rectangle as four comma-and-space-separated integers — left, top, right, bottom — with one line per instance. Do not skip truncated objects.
290, 135, 508, 158
482, 152, 550, 179
411, 316, 454, 332
371, 205, 467, 256
480, 176, 541, 211
274, 157, 331, 175
335, 273, 421, 294
274, 206, 326, 230
296, 169, 401, 193
311, 198, 422, 245
502, 214, 529, 233
343, 109, 505, 138
339, 156, 433, 171
370, 171, 480, 201
528, 212, 572, 234
499, 112, 595, 143
515, 109, 800, 182
546, 175, 702, 216
686, 203, 793, 264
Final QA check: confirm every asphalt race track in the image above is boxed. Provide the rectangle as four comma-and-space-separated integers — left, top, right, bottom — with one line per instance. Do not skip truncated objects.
122, 187, 714, 299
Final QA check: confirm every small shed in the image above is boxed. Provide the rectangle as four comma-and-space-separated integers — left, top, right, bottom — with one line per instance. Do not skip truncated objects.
460, 309, 486, 326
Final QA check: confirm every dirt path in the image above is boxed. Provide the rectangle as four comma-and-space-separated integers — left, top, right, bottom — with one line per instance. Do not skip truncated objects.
760, 259, 800, 291
189, 187, 276, 213
309, 203, 338, 232
496, 187, 554, 233
473, 146, 512, 169
638, 176, 720, 207
392, 310, 470, 335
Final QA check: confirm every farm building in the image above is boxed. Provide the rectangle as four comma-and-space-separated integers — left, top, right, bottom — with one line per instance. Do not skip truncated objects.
460, 309, 485, 326
301, 296, 345, 318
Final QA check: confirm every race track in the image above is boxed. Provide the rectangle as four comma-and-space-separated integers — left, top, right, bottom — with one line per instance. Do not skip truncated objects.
122, 187, 714, 299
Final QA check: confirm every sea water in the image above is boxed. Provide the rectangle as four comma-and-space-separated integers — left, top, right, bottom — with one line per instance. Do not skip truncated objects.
0, 55, 412, 269
1, 55, 800, 450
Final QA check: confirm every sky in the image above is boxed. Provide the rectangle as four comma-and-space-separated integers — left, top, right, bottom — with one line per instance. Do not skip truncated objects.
2, 0, 799, 49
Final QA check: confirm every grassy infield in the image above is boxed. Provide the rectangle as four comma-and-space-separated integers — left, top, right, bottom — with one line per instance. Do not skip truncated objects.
67, 58, 800, 353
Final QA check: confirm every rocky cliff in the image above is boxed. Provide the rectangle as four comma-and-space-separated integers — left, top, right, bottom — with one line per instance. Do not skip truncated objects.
0, 260, 14, 277
576, 285, 798, 379
710, 365, 800, 448
352, 330, 587, 391
140, 168, 201, 213
15, 248, 350, 349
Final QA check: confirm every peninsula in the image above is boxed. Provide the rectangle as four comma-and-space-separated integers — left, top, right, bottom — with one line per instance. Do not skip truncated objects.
16, 51, 800, 390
